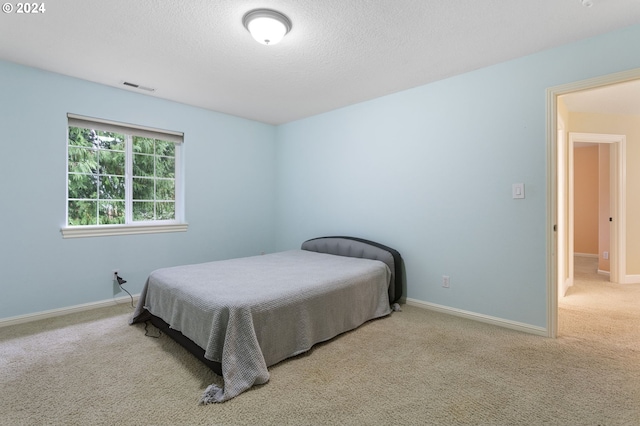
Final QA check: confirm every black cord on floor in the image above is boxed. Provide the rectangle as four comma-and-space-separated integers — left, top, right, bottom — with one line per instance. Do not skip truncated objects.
144, 321, 162, 338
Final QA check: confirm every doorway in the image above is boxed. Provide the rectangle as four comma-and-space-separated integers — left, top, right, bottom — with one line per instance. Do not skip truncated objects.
546, 68, 640, 338
566, 133, 625, 291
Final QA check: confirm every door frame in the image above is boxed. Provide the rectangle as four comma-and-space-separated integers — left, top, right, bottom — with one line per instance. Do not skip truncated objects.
546, 67, 640, 338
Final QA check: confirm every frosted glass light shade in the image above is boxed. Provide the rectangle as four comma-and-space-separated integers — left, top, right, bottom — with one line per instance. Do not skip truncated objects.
243, 9, 292, 45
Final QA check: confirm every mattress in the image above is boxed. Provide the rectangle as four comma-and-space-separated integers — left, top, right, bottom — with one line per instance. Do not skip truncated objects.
131, 248, 392, 402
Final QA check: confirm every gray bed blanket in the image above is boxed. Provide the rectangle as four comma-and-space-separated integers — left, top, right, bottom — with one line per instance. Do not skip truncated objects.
130, 250, 391, 403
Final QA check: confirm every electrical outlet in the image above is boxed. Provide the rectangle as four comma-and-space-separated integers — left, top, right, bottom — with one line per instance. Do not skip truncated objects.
442, 275, 450, 288
603, 251, 609, 260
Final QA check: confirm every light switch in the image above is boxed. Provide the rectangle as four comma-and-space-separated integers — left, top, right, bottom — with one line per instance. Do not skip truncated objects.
512, 183, 525, 199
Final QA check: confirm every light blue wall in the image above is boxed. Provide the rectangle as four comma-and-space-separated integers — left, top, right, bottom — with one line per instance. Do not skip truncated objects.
0, 60, 277, 319
4, 24, 640, 328
275, 24, 640, 328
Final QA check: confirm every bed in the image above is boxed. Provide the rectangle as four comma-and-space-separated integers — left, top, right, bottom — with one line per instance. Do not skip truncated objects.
130, 236, 403, 403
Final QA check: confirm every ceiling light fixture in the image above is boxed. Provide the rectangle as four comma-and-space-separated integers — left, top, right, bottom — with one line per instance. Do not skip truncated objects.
581, 0, 593, 7
242, 9, 291, 45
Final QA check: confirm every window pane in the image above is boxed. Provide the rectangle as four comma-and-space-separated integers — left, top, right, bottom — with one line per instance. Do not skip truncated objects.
155, 156, 175, 178
68, 147, 97, 174
68, 127, 95, 148
68, 173, 97, 199
155, 140, 175, 157
99, 175, 125, 200
155, 179, 175, 200
133, 201, 154, 221
99, 201, 125, 224
133, 153, 154, 177
68, 200, 97, 225
133, 136, 154, 154
156, 202, 175, 220
133, 177, 154, 200
99, 150, 125, 175
95, 131, 125, 150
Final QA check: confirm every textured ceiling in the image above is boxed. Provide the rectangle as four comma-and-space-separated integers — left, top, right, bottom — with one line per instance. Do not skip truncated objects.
1, 0, 640, 124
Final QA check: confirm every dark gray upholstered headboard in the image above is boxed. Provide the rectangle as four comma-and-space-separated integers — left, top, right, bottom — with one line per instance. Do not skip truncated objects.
301, 236, 402, 304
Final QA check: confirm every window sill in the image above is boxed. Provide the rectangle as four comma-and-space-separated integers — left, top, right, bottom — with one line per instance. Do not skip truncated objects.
61, 223, 188, 239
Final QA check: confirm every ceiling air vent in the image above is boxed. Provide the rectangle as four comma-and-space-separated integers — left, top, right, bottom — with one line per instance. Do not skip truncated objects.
122, 81, 155, 92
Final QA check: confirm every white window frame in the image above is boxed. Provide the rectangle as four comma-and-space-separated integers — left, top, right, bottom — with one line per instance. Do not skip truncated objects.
61, 114, 188, 238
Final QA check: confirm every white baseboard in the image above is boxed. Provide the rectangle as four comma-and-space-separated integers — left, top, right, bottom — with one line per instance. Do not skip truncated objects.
574, 252, 598, 258
622, 275, 640, 284
404, 298, 549, 337
597, 269, 611, 277
559, 277, 573, 298
0, 294, 140, 328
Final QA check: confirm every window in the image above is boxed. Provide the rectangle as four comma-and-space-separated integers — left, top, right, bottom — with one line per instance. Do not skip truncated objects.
62, 114, 187, 238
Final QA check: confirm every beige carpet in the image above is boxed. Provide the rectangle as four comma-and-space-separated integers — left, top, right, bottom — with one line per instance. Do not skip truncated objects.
1, 263, 639, 425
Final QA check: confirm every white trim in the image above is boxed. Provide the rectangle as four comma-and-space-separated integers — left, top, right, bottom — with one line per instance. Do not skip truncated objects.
405, 298, 548, 337
546, 82, 559, 338
61, 222, 188, 238
574, 252, 598, 258
559, 277, 572, 298
597, 270, 611, 277
125, 134, 134, 223
557, 127, 567, 301
0, 294, 140, 328
623, 275, 640, 284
